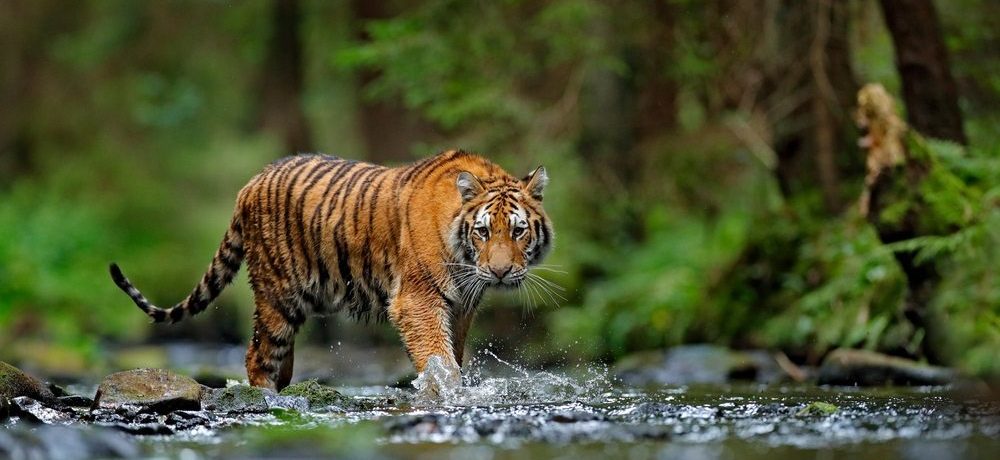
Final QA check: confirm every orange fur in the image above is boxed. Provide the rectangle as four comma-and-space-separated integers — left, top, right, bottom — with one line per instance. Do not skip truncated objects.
110, 150, 552, 390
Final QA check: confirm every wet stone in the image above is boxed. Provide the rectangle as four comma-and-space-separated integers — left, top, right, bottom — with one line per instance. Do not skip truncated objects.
93, 368, 202, 414
547, 410, 607, 423
202, 384, 268, 413
59, 395, 95, 408
164, 410, 211, 430
107, 422, 174, 436
10, 397, 74, 424
472, 418, 505, 437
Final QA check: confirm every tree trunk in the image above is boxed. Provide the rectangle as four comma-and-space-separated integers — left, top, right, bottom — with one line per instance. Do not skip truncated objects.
634, 0, 678, 139
350, 0, 434, 163
711, 0, 859, 214
878, 0, 966, 144
258, 0, 313, 154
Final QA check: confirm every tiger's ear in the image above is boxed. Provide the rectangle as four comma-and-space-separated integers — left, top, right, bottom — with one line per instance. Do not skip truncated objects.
523, 166, 548, 201
456, 171, 484, 202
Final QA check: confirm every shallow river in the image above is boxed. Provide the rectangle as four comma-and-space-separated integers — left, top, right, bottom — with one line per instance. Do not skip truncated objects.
4, 351, 999, 459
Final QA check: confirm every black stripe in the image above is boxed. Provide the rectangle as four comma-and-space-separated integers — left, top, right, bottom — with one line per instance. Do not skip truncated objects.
308, 161, 359, 264
333, 223, 354, 305
294, 160, 339, 282
271, 157, 312, 279
366, 174, 389, 281
270, 334, 290, 348
275, 302, 305, 329
351, 167, 383, 232
280, 159, 316, 283
326, 167, 380, 290
205, 268, 222, 298
308, 160, 358, 266
256, 169, 284, 280
301, 291, 322, 313
221, 251, 242, 271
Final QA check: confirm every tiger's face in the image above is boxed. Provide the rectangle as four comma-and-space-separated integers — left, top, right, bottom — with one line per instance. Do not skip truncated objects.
450, 166, 552, 288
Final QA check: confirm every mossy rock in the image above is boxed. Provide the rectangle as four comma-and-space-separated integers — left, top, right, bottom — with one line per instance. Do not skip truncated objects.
797, 401, 838, 416
279, 380, 353, 410
94, 368, 202, 413
0, 361, 56, 403
203, 384, 268, 413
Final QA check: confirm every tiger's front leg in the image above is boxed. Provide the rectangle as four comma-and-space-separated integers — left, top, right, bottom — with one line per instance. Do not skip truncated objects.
389, 286, 462, 396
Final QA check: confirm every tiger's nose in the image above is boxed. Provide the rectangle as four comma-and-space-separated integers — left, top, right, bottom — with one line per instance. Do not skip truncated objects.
490, 266, 512, 279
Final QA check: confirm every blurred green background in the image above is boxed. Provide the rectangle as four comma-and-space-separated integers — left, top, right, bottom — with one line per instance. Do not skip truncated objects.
0, 0, 997, 378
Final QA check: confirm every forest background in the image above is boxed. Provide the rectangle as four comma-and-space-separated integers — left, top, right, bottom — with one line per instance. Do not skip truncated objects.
1, 0, 997, 378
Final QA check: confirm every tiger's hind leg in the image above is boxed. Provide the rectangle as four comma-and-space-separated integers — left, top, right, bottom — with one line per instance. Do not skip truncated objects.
246, 295, 304, 390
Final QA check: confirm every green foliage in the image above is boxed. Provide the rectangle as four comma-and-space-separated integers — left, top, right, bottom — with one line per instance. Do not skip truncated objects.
551, 206, 751, 357
0, 178, 138, 355
1, 0, 997, 380
757, 217, 910, 355
920, 142, 1000, 376
335, 0, 617, 140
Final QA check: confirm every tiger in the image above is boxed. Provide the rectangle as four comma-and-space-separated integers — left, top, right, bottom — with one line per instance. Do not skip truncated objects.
109, 149, 553, 392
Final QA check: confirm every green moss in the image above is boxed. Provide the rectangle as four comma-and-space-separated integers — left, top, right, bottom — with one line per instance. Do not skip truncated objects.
797, 401, 839, 416
0, 361, 52, 401
279, 380, 350, 410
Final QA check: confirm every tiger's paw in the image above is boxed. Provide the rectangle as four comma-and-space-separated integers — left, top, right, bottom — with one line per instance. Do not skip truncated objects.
412, 355, 462, 402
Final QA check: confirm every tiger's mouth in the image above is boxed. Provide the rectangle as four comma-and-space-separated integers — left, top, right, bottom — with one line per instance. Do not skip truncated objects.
490, 267, 528, 288
471, 266, 527, 288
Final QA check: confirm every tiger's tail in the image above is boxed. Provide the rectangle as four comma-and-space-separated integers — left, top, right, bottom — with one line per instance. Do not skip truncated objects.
109, 215, 245, 323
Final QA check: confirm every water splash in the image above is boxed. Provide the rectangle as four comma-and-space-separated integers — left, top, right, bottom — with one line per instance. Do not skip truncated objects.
411, 355, 462, 402
408, 348, 615, 406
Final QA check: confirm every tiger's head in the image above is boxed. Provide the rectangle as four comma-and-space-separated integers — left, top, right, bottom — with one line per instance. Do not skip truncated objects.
449, 166, 552, 288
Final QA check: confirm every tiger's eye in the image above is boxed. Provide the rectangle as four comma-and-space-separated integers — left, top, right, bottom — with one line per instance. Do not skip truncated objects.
512, 227, 525, 239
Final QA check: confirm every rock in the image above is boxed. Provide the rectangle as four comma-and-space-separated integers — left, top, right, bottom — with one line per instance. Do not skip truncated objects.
93, 368, 202, 413
9, 397, 74, 424
547, 410, 606, 423
279, 380, 352, 410
0, 361, 57, 403
817, 349, 959, 386
107, 422, 175, 436
58, 395, 95, 407
614, 345, 784, 386
202, 384, 268, 413
165, 410, 212, 430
